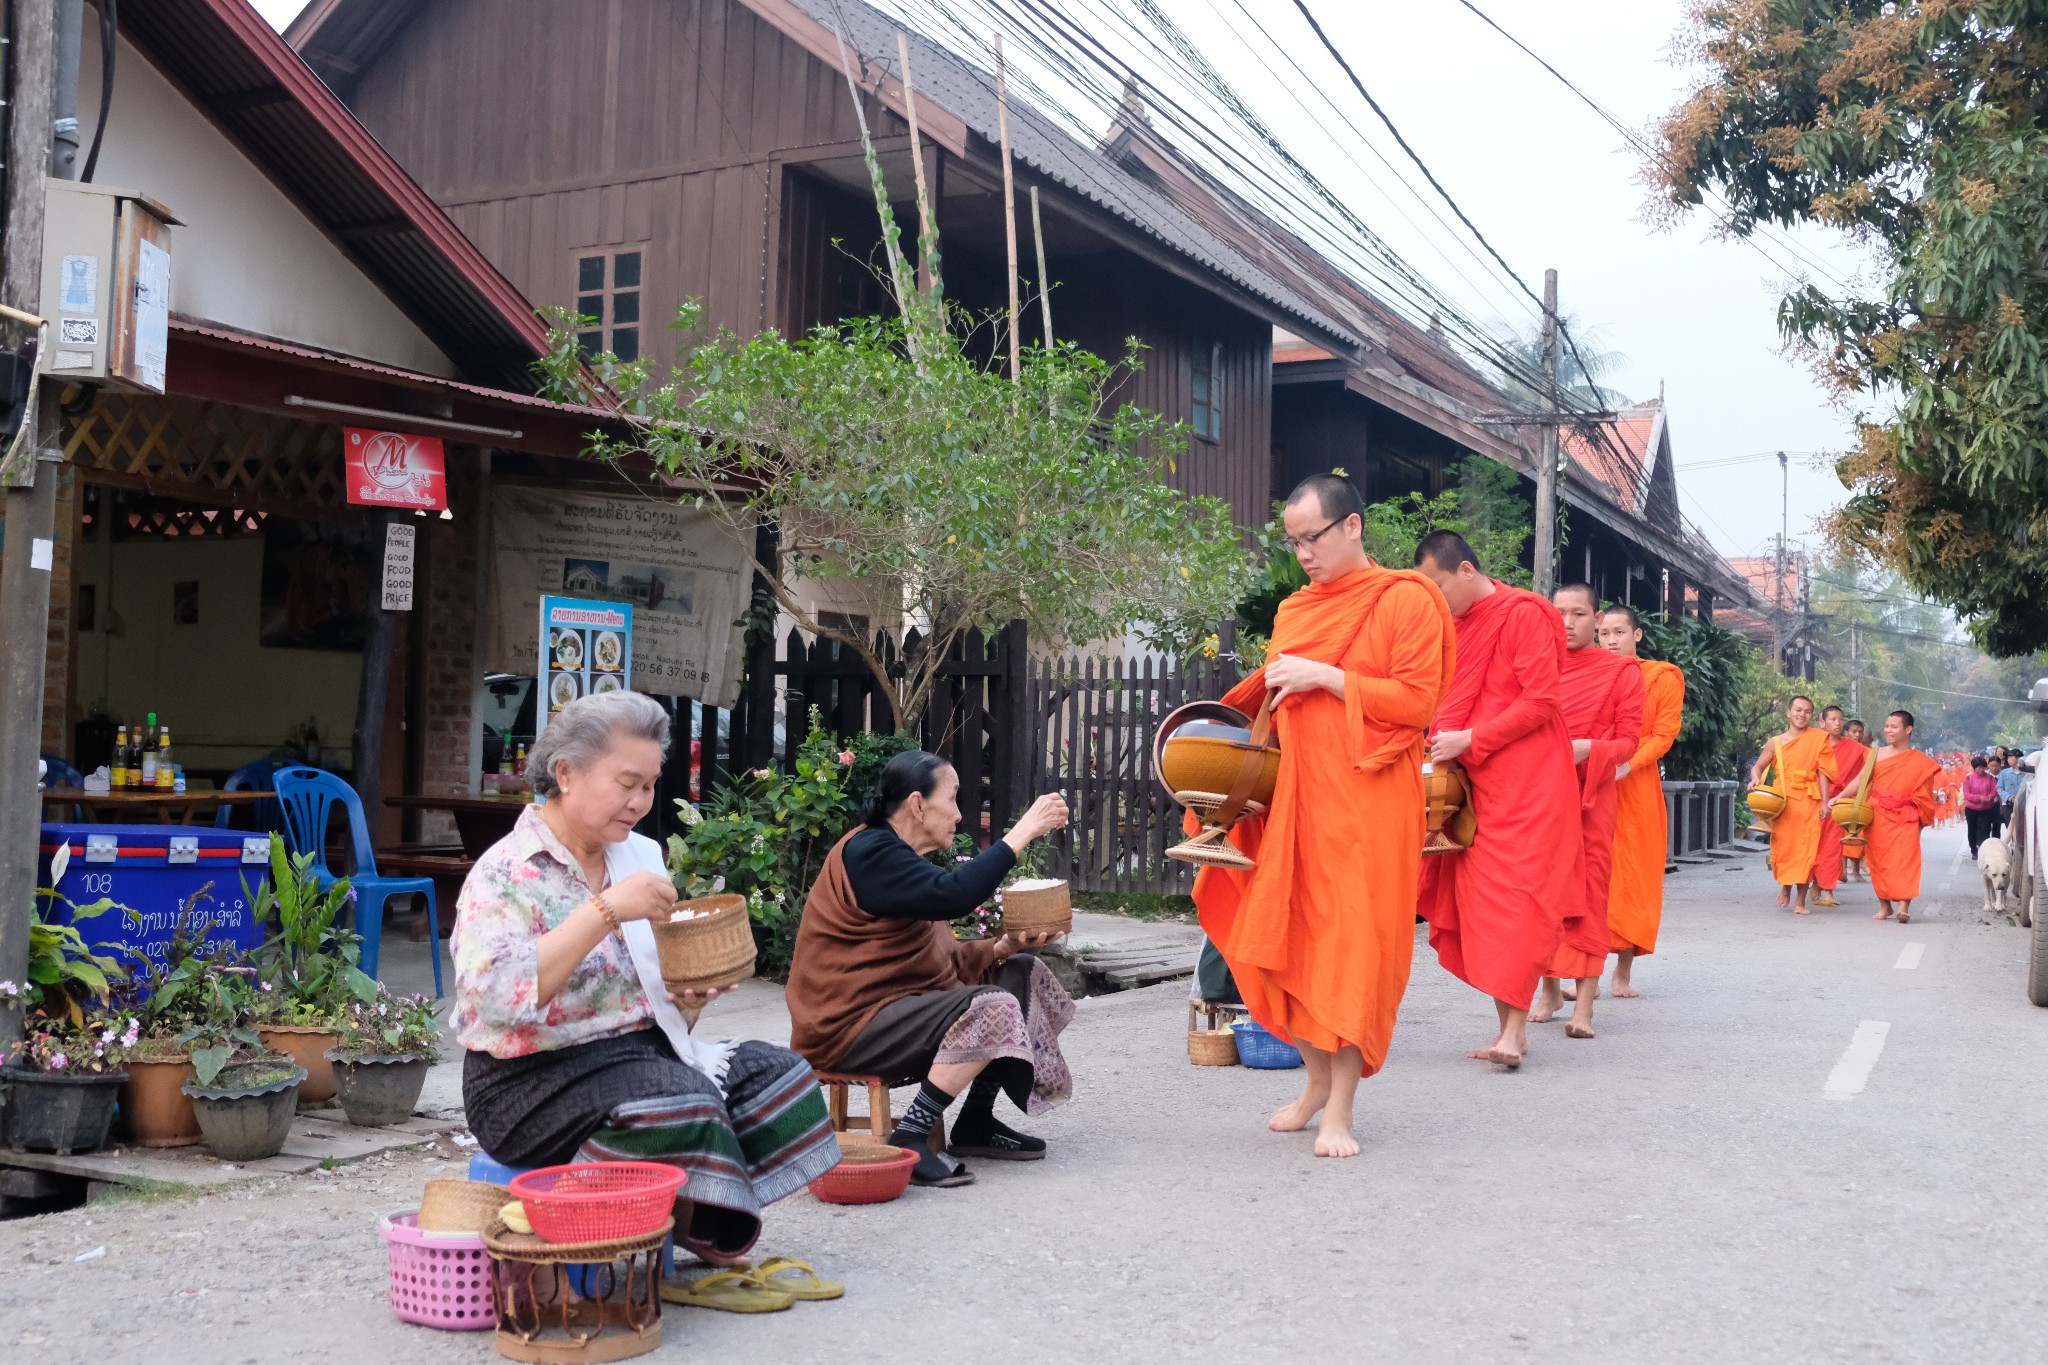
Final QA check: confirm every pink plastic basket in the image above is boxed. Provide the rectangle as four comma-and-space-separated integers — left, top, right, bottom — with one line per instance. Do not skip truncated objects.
379, 1211, 496, 1331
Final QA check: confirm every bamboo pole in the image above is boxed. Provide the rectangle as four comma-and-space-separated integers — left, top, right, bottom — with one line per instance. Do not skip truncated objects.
995, 33, 1021, 382
1030, 185, 1053, 348
896, 32, 937, 298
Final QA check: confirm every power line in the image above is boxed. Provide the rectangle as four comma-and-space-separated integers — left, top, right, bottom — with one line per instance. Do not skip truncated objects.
1863, 676, 2033, 705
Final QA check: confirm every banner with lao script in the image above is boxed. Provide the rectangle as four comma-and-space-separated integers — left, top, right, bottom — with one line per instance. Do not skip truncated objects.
537, 595, 633, 738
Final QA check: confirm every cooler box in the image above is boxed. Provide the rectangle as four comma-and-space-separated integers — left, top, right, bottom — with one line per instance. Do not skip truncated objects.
37, 823, 272, 972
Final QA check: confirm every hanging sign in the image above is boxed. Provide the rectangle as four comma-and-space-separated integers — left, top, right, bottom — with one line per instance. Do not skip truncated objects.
536, 594, 634, 738
344, 427, 447, 510
380, 522, 416, 611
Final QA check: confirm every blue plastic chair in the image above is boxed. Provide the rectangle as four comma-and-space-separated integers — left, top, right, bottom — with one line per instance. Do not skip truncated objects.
272, 766, 443, 996
214, 757, 288, 832
40, 753, 85, 790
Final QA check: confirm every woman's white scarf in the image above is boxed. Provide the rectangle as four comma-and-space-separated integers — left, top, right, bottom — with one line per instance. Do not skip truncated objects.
605, 832, 736, 1095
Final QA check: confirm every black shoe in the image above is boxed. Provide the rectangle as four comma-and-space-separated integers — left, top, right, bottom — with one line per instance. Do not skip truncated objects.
948, 1119, 1047, 1162
902, 1143, 974, 1187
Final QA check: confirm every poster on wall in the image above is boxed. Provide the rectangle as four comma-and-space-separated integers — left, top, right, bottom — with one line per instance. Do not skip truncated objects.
344, 428, 447, 511
259, 520, 373, 650
487, 486, 751, 707
537, 595, 633, 738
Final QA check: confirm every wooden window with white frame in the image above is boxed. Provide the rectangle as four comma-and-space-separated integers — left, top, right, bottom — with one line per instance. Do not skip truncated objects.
1190, 339, 1223, 441
572, 245, 647, 363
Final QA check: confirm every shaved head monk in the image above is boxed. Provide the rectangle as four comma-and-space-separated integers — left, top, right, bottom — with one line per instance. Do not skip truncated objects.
1191, 474, 1453, 1156
1596, 604, 1684, 998
1810, 705, 1868, 908
1412, 532, 1585, 1069
1531, 585, 1643, 1038
1842, 720, 1871, 881
1751, 696, 1836, 913
1866, 710, 1942, 924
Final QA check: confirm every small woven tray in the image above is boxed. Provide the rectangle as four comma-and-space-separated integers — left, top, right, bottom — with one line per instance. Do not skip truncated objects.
417, 1178, 511, 1234
482, 1218, 673, 1264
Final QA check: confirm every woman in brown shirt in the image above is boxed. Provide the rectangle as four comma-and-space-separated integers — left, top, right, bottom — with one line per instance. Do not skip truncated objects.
787, 751, 1072, 1187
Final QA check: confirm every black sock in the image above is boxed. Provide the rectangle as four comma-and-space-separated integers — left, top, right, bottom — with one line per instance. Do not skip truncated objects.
889, 1080, 954, 1144
952, 1075, 1002, 1138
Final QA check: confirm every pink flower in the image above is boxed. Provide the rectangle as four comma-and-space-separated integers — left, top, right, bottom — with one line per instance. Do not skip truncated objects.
837, 750, 855, 766
49, 1052, 68, 1070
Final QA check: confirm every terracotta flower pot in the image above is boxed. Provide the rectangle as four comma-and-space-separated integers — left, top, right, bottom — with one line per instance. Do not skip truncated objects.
120, 1055, 203, 1148
326, 1050, 431, 1127
258, 1026, 340, 1105
183, 1065, 306, 1162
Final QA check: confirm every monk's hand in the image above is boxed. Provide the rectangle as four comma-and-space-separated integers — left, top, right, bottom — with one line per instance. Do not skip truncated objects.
609, 870, 681, 922
1572, 739, 1593, 763
1617, 762, 1631, 780
1429, 729, 1473, 763
1266, 652, 1342, 705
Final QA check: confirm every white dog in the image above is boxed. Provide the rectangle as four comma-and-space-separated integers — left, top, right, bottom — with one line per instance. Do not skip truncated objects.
1980, 836, 2014, 915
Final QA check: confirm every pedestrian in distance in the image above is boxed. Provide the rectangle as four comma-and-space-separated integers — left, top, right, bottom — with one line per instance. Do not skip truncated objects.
1962, 755, 2000, 857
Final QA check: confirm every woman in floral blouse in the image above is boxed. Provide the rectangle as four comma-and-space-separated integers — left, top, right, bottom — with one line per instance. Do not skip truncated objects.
455, 690, 838, 1285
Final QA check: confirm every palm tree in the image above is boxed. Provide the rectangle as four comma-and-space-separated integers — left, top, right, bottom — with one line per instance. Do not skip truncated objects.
1494, 312, 1631, 413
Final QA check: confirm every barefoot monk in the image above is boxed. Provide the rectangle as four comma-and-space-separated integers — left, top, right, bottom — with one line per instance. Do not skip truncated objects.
1190, 474, 1453, 1158
1530, 585, 1643, 1040
1866, 710, 1942, 925
1412, 533, 1586, 1070
1810, 705, 1868, 908
1751, 697, 1836, 914
1596, 604, 1684, 999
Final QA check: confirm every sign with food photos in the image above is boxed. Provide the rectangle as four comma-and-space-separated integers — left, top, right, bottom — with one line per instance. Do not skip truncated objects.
536, 594, 633, 738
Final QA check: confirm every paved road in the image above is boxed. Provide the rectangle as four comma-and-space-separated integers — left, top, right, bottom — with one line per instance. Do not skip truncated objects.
6, 822, 2042, 1364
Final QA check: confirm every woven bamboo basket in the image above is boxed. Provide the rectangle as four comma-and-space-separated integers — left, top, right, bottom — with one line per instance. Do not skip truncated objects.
1188, 1029, 1239, 1066
1001, 878, 1071, 935
417, 1178, 512, 1234
652, 894, 758, 995
1421, 762, 1475, 855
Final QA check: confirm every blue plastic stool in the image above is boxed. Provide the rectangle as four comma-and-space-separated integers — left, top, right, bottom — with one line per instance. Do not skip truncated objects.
469, 1153, 676, 1280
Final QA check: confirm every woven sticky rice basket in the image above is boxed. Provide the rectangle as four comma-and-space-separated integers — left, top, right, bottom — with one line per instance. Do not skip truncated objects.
1422, 762, 1476, 855
1188, 1029, 1239, 1066
1001, 878, 1071, 935
416, 1179, 511, 1235
652, 894, 758, 995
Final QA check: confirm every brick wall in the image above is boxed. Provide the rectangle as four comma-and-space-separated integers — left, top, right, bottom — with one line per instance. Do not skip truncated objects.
414, 458, 484, 838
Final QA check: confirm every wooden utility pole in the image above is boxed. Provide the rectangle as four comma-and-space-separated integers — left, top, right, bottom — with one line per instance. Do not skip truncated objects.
1, 0, 83, 1032
994, 33, 1020, 382
1029, 185, 1052, 348
1531, 268, 1560, 596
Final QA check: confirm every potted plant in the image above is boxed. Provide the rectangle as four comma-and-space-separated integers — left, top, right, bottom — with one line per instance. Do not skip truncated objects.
0, 859, 138, 1154
111, 885, 243, 1147
326, 987, 440, 1127
176, 973, 305, 1162
246, 835, 374, 1106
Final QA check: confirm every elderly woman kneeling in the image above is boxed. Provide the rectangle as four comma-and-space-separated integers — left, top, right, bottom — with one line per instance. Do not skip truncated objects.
787, 751, 1074, 1188
454, 691, 838, 1269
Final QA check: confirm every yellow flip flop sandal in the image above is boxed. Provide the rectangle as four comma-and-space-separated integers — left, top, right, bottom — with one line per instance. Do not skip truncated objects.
660, 1268, 796, 1313
752, 1256, 845, 1302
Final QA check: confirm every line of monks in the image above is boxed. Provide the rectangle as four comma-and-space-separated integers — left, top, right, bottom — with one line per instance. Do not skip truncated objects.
1189, 473, 1939, 1161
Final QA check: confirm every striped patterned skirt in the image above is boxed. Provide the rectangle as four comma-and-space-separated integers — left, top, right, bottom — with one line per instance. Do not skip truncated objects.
464, 1029, 839, 1262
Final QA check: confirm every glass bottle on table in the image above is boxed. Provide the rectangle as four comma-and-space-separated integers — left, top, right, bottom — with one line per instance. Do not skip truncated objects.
154, 729, 174, 789
112, 726, 130, 789
140, 728, 159, 788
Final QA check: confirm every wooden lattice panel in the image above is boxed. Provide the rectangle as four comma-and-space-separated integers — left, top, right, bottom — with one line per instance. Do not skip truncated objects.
62, 391, 348, 517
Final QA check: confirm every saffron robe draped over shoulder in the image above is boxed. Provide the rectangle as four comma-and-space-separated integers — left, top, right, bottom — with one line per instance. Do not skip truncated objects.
1417, 583, 1586, 1010
1767, 728, 1837, 887
1545, 645, 1644, 979
1607, 659, 1684, 956
1867, 749, 1942, 902
1813, 736, 1870, 890
1191, 564, 1453, 1072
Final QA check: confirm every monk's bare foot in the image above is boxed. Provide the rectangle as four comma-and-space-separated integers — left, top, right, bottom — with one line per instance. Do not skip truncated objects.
1611, 976, 1639, 998
1565, 1022, 1595, 1039
1873, 903, 1894, 920
1777, 887, 1791, 908
1268, 1087, 1328, 1133
1313, 1114, 1361, 1158
1794, 905, 1812, 915
1530, 979, 1563, 1023
1897, 907, 1910, 924
1485, 1044, 1523, 1069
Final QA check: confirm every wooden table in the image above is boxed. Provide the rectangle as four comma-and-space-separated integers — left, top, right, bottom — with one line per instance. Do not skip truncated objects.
39, 788, 267, 825
384, 793, 533, 858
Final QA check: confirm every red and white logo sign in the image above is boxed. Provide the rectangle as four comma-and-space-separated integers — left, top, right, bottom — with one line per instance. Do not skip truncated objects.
344, 428, 447, 510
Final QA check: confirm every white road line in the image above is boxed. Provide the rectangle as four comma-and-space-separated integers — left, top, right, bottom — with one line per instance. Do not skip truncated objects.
1824, 1021, 1892, 1101
1894, 943, 1925, 970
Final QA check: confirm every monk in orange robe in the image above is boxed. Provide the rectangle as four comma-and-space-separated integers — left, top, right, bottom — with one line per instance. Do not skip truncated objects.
1841, 719, 1873, 881
1531, 585, 1643, 1039
1810, 705, 1868, 907
1751, 696, 1836, 913
1866, 709, 1943, 923
1413, 531, 1585, 1070
1192, 475, 1453, 1158
1597, 604, 1684, 997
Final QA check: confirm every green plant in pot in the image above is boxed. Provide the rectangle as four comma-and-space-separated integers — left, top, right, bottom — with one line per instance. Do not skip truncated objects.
0, 854, 139, 1154
176, 968, 306, 1162
111, 883, 245, 1147
245, 834, 375, 1107
325, 986, 441, 1128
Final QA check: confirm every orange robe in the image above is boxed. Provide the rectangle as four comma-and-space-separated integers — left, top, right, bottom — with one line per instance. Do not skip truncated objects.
1606, 659, 1684, 956
1867, 749, 1942, 901
1545, 646, 1644, 979
1766, 728, 1836, 887
1812, 736, 1869, 890
1418, 583, 1586, 1010
1191, 564, 1453, 1071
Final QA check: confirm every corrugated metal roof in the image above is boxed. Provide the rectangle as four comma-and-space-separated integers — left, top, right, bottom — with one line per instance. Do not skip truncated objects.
118, 0, 553, 390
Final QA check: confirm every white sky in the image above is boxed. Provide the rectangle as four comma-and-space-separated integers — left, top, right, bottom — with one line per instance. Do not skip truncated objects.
252, 0, 1867, 560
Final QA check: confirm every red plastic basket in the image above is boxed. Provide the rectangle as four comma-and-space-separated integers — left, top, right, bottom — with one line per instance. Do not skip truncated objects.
506, 1161, 686, 1243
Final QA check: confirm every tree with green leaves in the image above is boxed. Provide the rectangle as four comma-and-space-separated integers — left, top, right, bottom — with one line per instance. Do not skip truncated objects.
1651, 0, 2048, 655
